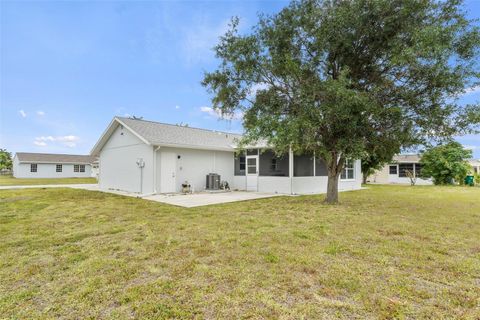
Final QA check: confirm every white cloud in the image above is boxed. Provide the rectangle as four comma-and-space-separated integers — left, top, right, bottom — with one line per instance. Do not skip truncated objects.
200, 106, 243, 120
463, 145, 478, 151
34, 135, 80, 148
463, 85, 480, 95
175, 105, 180, 109
19, 110, 27, 118
36, 110, 45, 116
34, 141, 47, 147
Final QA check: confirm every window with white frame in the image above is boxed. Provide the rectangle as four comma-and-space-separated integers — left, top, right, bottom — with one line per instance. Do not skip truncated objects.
341, 159, 355, 180
56, 164, 62, 172
30, 164, 37, 173
79, 165, 85, 172
74, 164, 80, 172
389, 165, 397, 174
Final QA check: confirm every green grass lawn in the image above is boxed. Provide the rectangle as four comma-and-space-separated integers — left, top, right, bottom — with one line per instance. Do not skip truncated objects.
0, 175, 97, 186
0, 185, 479, 319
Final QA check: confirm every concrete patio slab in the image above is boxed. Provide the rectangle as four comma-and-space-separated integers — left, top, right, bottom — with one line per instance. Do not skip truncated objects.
142, 191, 284, 208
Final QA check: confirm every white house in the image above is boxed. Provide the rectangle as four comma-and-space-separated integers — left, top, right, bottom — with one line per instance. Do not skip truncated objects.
368, 154, 433, 185
13, 153, 95, 179
469, 159, 480, 174
91, 117, 362, 195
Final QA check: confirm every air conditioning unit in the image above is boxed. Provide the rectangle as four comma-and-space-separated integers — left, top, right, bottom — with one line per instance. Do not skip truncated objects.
206, 173, 221, 190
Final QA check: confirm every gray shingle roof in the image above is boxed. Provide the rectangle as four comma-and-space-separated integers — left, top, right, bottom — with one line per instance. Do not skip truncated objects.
16, 153, 96, 164
118, 117, 243, 150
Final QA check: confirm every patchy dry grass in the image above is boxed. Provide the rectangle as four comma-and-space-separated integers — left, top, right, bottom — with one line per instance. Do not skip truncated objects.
0, 185, 479, 319
0, 175, 97, 186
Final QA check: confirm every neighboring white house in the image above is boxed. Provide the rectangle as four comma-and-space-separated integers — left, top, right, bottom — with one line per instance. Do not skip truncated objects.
368, 154, 433, 185
91, 117, 362, 195
13, 153, 95, 179
469, 159, 480, 174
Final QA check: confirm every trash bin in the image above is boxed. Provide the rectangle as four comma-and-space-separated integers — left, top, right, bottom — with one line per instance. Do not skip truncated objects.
464, 175, 474, 186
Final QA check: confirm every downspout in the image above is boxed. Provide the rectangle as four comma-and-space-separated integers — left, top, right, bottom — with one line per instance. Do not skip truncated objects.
289, 145, 293, 195
153, 146, 161, 193
313, 151, 316, 176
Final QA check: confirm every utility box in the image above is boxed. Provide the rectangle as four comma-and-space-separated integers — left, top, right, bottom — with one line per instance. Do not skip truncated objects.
206, 173, 221, 190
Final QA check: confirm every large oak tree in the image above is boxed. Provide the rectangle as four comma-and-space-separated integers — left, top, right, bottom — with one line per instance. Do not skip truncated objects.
203, 0, 480, 203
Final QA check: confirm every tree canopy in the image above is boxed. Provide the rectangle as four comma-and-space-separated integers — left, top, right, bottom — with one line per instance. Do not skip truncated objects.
203, 0, 480, 203
0, 149, 13, 170
420, 141, 473, 184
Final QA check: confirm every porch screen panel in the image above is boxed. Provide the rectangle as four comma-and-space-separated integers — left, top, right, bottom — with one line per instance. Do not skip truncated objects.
259, 150, 289, 176
234, 153, 246, 176
315, 158, 328, 176
294, 154, 314, 176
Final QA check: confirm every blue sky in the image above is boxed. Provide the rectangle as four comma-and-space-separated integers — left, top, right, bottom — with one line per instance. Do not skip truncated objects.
1, 0, 479, 158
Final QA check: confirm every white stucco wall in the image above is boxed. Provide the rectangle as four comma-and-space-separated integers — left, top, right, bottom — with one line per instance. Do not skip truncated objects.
99, 125, 154, 194
157, 147, 235, 193
370, 162, 433, 185
258, 177, 291, 194
232, 176, 247, 191
387, 175, 433, 185
12, 156, 92, 179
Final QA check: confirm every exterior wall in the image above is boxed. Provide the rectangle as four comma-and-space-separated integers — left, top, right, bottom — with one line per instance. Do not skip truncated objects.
12, 156, 20, 178
99, 125, 154, 194
387, 174, 433, 185
232, 176, 247, 191
157, 147, 235, 193
370, 162, 433, 185
258, 177, 291, 194
368, 165, 390, 184
13, 157, 92, 178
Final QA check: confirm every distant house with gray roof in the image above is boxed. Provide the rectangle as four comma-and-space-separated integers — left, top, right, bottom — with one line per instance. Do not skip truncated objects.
368, 154, 433, 185
91, 116, 362, 195
13, 152, 96, 179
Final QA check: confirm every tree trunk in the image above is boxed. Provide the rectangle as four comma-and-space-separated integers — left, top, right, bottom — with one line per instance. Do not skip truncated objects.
362, 172, 368, 184
324, 153, 344, 204
325, 171, 340, 204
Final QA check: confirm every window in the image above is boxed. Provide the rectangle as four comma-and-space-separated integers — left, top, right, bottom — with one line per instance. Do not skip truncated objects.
414, 163, 422, 177
56, 164, 62, 172
74, 164, 79, 172
234, 154, 246, 176
239, 156, 246, 171
79, 165, 85, 172
398, 163, 414, 178
389, 165, 397, 175
30, 164, 37, 173
341, 159, 355, 180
